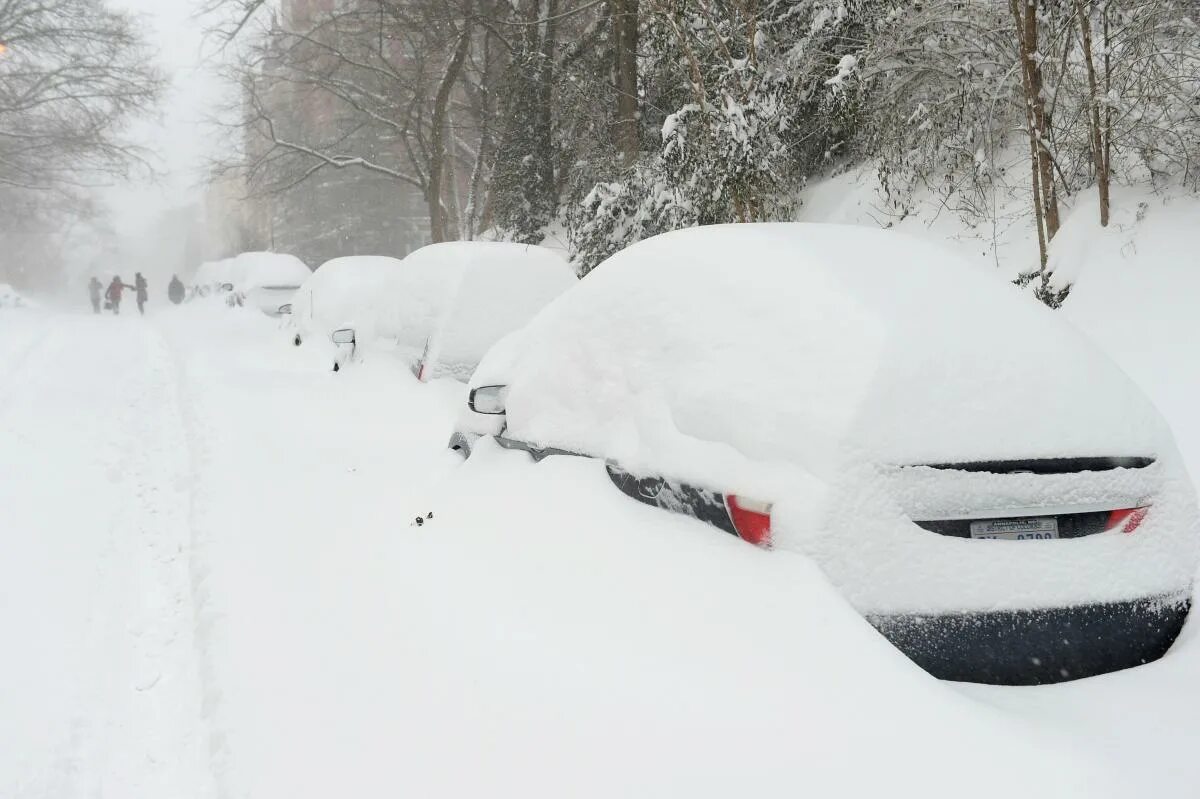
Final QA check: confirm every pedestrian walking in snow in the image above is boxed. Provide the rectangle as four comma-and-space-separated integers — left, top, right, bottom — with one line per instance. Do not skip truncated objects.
167, 274, 184, 305
105, 275, 133, 315
134, 272, 149, 316
88, 277, 102, 314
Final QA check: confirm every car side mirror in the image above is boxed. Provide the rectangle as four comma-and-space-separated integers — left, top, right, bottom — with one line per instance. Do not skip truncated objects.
277, 303, 292, 315
330, 328, 356, 345
468, 385, 509, 415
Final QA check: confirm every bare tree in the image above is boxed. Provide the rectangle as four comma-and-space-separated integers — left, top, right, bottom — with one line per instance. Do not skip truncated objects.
211, 0, 520, 247
0, 0, 161, 287
0, 0, 163, 194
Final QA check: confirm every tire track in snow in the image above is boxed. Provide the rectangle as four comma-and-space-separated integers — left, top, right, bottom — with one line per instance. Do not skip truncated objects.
151, 319, 233, 799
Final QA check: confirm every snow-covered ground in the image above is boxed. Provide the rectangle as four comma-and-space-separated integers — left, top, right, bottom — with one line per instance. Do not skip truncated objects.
3, 202, 1200, 797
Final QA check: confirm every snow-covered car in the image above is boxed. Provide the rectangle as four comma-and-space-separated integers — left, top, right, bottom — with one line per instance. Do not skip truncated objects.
405, 242, 577, 382
0, 283, 29, 308
193, 252, 310, 315
294, 243, 575, 377
450, 222, 1199, 685
288, 255, 407, 369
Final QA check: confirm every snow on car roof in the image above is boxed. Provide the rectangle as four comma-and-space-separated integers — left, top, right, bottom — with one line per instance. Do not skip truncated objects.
195, 251, 309, 292
478, 222, 1166, 496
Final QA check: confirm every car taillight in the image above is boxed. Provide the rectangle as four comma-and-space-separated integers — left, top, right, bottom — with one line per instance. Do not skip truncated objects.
416, 361, 426, 382
726, 495, 772, 547
1106, 507, 1149, 534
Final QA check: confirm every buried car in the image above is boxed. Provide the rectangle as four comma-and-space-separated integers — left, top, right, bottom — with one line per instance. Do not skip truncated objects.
289, 255, 407, 368
402, 241, 576, 382
450, 223, 1199, 685
193, 251, 310, 315
292, 244, 573, 377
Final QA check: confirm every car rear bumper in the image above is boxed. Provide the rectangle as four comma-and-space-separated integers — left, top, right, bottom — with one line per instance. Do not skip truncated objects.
868, 592, 1191, 685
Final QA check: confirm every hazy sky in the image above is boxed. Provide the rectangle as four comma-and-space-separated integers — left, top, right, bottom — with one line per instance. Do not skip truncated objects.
105, 0, 229, 237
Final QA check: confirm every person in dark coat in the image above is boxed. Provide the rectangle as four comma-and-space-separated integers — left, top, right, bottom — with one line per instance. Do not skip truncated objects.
87, 277, 102, 314
105, 275, 133, 315
167, 274, 185, 305
134, 272, 149, 315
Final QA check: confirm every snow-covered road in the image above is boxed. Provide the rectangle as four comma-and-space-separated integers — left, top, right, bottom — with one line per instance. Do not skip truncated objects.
4, 300, 1200, 798
2, 303, 465, 798
0, 313, 214, 797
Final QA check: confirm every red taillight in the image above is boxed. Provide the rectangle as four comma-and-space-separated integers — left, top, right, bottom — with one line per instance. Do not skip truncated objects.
726, 495, 772, 547
416, 361, 426, 382
1106, 507, 1149, 534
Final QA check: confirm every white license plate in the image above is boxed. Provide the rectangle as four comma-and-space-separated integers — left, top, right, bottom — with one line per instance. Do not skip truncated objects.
970, 517, 1059, 540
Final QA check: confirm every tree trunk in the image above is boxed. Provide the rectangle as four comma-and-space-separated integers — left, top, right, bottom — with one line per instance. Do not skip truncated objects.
1074, 0, 1109, 226
1102, 2, 1112, 224
427, 19, 473, 244
613, 0, 639, 168
1011, 0, 1061, 267
536, 0, 558, 205
444, 111, 462, 239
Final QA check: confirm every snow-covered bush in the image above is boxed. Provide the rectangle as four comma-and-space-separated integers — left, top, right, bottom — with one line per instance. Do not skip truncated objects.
566, 0, 874, 274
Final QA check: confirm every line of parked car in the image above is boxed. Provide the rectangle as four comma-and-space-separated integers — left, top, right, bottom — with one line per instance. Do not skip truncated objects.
226, 223, 1200, 686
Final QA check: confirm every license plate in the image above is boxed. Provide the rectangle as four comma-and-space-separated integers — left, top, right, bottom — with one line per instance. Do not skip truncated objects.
970, 516, 1059, 540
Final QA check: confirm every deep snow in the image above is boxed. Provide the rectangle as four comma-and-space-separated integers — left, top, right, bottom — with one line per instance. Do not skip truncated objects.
4, 194, 1200, 797
0, 311, 214, 797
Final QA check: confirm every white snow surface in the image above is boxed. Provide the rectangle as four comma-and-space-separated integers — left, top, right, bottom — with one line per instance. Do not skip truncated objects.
7, 186, 1200, 796
4, 243, 1200, 796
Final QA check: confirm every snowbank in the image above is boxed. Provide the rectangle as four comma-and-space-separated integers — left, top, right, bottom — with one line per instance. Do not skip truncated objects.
1057, 188, 1200, 477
